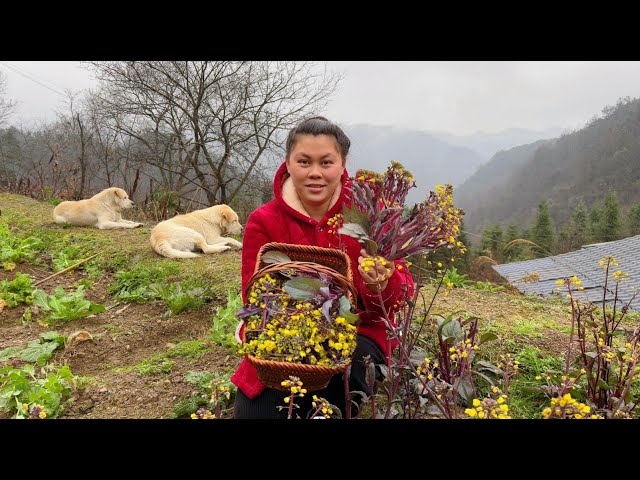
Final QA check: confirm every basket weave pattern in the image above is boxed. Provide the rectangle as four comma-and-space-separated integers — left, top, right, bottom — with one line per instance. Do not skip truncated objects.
243, 242, 357, 391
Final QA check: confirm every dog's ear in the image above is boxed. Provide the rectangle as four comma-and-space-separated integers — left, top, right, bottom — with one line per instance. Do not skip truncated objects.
113, 189, 122, 199
220, 205, 236, 225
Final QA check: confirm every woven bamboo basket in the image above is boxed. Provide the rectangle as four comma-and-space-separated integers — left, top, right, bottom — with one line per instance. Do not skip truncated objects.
243, 242, 358, 391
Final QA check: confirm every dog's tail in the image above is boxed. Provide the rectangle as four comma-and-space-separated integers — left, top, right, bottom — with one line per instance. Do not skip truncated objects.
152, 240, 200, 259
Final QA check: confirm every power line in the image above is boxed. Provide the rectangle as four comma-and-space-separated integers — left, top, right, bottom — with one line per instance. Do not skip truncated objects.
0, 61, 66, 97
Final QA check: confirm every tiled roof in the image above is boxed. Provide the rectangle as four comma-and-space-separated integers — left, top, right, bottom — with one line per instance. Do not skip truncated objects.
492, 235, 640, 311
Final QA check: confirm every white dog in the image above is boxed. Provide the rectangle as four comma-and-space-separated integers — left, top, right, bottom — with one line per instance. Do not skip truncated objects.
53, 187, 143, 230
149, 204, 243, 259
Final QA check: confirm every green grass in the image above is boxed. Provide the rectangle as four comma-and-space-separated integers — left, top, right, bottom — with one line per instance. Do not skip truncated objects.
0, 192, 243, 309
512, 318, 544, 337
117, 339, 212, 376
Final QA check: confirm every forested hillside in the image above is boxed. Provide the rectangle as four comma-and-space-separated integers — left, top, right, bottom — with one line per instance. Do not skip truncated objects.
457, 97, 640, 237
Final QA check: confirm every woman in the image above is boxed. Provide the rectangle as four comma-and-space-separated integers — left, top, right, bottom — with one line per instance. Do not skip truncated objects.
231, 116, 414, 418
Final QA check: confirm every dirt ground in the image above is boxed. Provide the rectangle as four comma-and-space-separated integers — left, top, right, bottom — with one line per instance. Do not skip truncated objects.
0, 263, 242, 419
0, 193, 243, 419
0, 193, 580, 420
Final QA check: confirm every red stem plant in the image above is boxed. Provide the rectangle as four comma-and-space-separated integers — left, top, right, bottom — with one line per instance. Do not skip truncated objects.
557, 256, 640, 418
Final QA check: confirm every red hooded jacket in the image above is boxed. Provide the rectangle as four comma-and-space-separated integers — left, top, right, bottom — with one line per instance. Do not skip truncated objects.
230, 162, 415, 399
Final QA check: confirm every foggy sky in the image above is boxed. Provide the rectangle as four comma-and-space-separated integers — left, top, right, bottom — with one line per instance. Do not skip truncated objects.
3, 61, 640, 136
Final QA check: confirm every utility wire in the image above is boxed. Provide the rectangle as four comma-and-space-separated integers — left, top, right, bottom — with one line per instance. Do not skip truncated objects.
0, 61, 66, 97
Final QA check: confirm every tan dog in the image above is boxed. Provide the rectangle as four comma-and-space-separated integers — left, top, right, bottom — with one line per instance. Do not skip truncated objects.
53, 187, 143, 230
150, 204, 243, 259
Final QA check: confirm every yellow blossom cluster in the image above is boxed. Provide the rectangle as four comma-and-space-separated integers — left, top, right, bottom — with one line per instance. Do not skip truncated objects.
191, 408, 215, 419
22, 402, 47, 419
621, 341, 639, 363
612, 269, 629, 283
326, 213, 344, 235
282, 377, 308, 404
432, 184, 464, 242
465, 387, 511, 419
448, 339, 479, 364
599, 256, 618, 271
210, 379, 231, 402
497, 353, 520, 374
240, 274, 358, 367
554, 275, 585, 291
359, 256, 388, 273
416, 357, 438, 383
311, 395, 335, 418
542, 393, 599, 419
415, 356, 452, 401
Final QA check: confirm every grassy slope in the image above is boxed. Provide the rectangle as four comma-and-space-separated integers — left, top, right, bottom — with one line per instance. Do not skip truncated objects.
0, 193, 241, 297
6, 192, 625, 419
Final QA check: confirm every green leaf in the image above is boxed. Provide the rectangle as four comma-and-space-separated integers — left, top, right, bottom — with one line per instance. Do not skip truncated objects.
624, 390, 634, 403
0, 346, 22, 362
283, 277, 323, 300
338, 223, 370, 241
475, 361, 503, 375
88, 303, 106, 314
597, 379, 610, 391
342, 203, 370, 232
454, 376, 474, 404
364, 239, 378, 256
440, 319, 463, 344
40, 331, 66, 345
261, 251, 291, 264
19, 341, 59, 365
337, 296, 360, 324
31, 290, 51, 311
478, 332, 499, 345
471, 370, 497, 386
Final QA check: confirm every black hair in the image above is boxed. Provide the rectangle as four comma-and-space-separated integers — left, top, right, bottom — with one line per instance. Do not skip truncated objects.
285, 116, 351, 161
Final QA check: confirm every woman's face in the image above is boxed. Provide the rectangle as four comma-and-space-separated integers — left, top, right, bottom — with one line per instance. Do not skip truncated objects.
286, 134, 345, 210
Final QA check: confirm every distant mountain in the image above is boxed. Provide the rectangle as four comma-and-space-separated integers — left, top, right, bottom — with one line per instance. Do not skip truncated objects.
456, 97, 640, 237
343, 124, 485, 204
428, 126, 566, 161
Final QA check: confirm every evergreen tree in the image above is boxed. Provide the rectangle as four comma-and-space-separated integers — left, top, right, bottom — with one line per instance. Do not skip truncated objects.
479, 226, 494, 257
489, 224, 503, 263
629, 203, 640, 237
456, 221, 471, 273
567, 200, 588, 250
503, 222, 523, 262
532, 200, 554, 258
601, 191, 622, 242
589, 206, 603, 243
556, 227, 570, 254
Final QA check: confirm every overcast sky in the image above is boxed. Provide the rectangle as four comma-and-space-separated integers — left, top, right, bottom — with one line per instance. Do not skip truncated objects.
2, 61, 640, 135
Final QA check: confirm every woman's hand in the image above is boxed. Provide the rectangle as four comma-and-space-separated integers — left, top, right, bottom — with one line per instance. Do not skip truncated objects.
358, 249, 395, 292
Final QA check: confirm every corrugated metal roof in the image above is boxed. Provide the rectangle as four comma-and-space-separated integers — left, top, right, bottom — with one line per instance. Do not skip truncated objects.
492, 234, 640, 311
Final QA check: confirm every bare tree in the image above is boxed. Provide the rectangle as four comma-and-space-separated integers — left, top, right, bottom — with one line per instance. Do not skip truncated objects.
84, 61, 340, 206
0, 71, 16, 127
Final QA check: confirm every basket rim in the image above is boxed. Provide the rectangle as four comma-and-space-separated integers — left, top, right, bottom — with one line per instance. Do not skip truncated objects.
246, 242, 359, 304
246, 353, 351, 373
255, 242, 353, 275
247, 354, 350, 391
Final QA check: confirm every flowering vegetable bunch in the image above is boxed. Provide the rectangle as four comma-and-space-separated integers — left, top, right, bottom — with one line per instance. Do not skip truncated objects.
237, 265, 359, 367
337, 161, 464, 261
